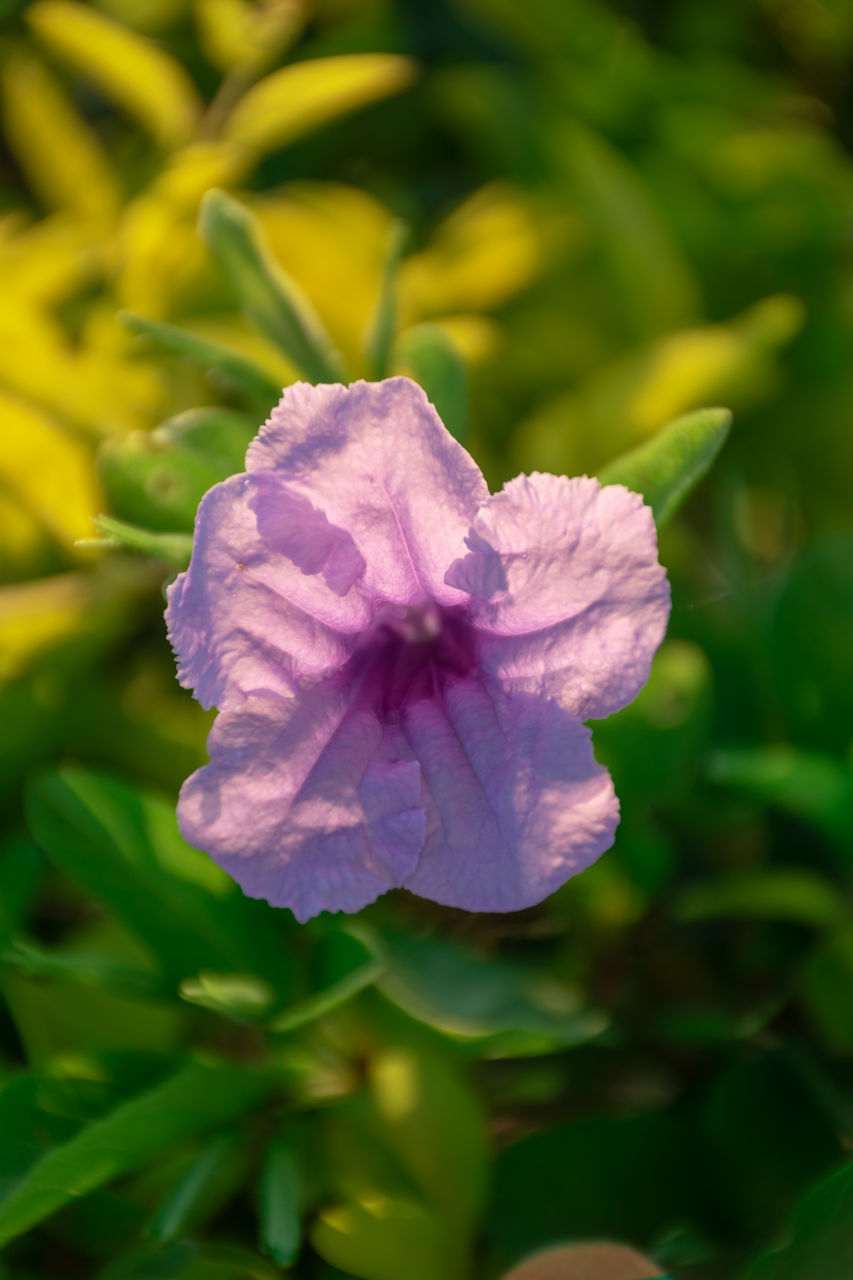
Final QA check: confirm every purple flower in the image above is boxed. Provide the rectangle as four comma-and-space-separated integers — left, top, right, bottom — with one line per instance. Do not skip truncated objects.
167, 378, 670, 922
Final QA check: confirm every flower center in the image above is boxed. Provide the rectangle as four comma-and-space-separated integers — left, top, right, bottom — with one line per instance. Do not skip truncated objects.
349, 603, 479, 716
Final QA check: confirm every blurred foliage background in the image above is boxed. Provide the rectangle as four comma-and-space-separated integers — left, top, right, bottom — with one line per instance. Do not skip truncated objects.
1, 0, 853, 1277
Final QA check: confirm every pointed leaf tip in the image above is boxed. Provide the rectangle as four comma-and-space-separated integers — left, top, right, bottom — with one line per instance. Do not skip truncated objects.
199, 188, 346, 385
599, 406, 732, 527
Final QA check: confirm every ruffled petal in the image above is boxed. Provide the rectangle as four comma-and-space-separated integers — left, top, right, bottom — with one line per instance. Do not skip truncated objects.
400, 679, 618, 913
446, 474, 670, 720
166, 473, 371, 710
177, 685, 426, 922
247, 379, 488, 607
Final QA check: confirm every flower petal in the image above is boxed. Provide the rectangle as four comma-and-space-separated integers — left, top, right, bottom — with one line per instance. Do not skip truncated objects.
246, 378, 488, 606
177, 685, 426, 922
446, 474, 670, 720
400, 679, 618, 912
166, 473, 371, 710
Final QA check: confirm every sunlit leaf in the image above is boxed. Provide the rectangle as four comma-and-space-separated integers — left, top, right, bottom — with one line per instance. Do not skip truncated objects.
311, 1192, 449, 1280
195, 0, 304, 73
223, 54, 416, 155
0, 54, 118, 225
121, 311, 282, 411
27, 0, 201, 146
599, 407, 732, 526
0, 390, 101, 551
254, 183, 393, 371
369, 1048, 488, 1257
85, 516, 193, 569
179, 972, 275, 1022
518, 296, 802, 475
401, 184, 541, 317
0, 574, 92, 683
200, 188, 346, 382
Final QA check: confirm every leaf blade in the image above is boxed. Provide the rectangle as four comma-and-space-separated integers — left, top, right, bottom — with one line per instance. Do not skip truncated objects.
599, 406, 732, 526
0, 1060, 276, 1247
199, 189, 346, 384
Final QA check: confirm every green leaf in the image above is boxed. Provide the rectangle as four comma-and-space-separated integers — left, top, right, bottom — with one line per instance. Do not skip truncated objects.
258, 1140, 301, 1267
742, 1161, 853, 1279
369, 1049, 488, 1256
675, 870, 846, 930
179, 972, 276, 1023
0, 1059, 276, 1247
365, 220, 409, 380
2, 937, 170, 1000
269, 957, 384, 1034
709, 747, 853, 855
0, 837, 42, 946
699, 1053, 842, 1243
82, 517, 193, 569
25, 767, 290, 990
97, 407, 258, 536
489, 1110, 697, 1259
555, 118, 700, 340
147, 1133, 242, 1244
152, 408, 258, 478
800, 927, 853, 1056
199, 190, 346, 384
372, 928, 607, 1056
598, 406, 732, 526
121, 312, 282, 413
394, 324, 468, 444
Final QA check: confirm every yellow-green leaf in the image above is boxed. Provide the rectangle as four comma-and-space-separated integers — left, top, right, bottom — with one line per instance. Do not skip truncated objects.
311, 1193, 449, 1280
27, 0, 201, 147
0, 391, 101, 551
0, 54, 118, 225
223, 54, 416, 155
195, 0, 303, 73
599, 407, 732, 526
200, 188, 345, 382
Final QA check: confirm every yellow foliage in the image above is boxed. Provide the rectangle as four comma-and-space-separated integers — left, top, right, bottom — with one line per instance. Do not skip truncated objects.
516, 296, 805, 475
424, 315, 502, 365
0, 215, 102, 307
223, 54, 416, 155
401, 184, 542, 317
116, 144, 246, 314
0, 55, 119, 227
195, 0, 304, 72
27, 0, 202, 147
0, 392, 101, 551
0, 575, 92, 682
253, 183, 392, 370
181, 317, 298, 387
